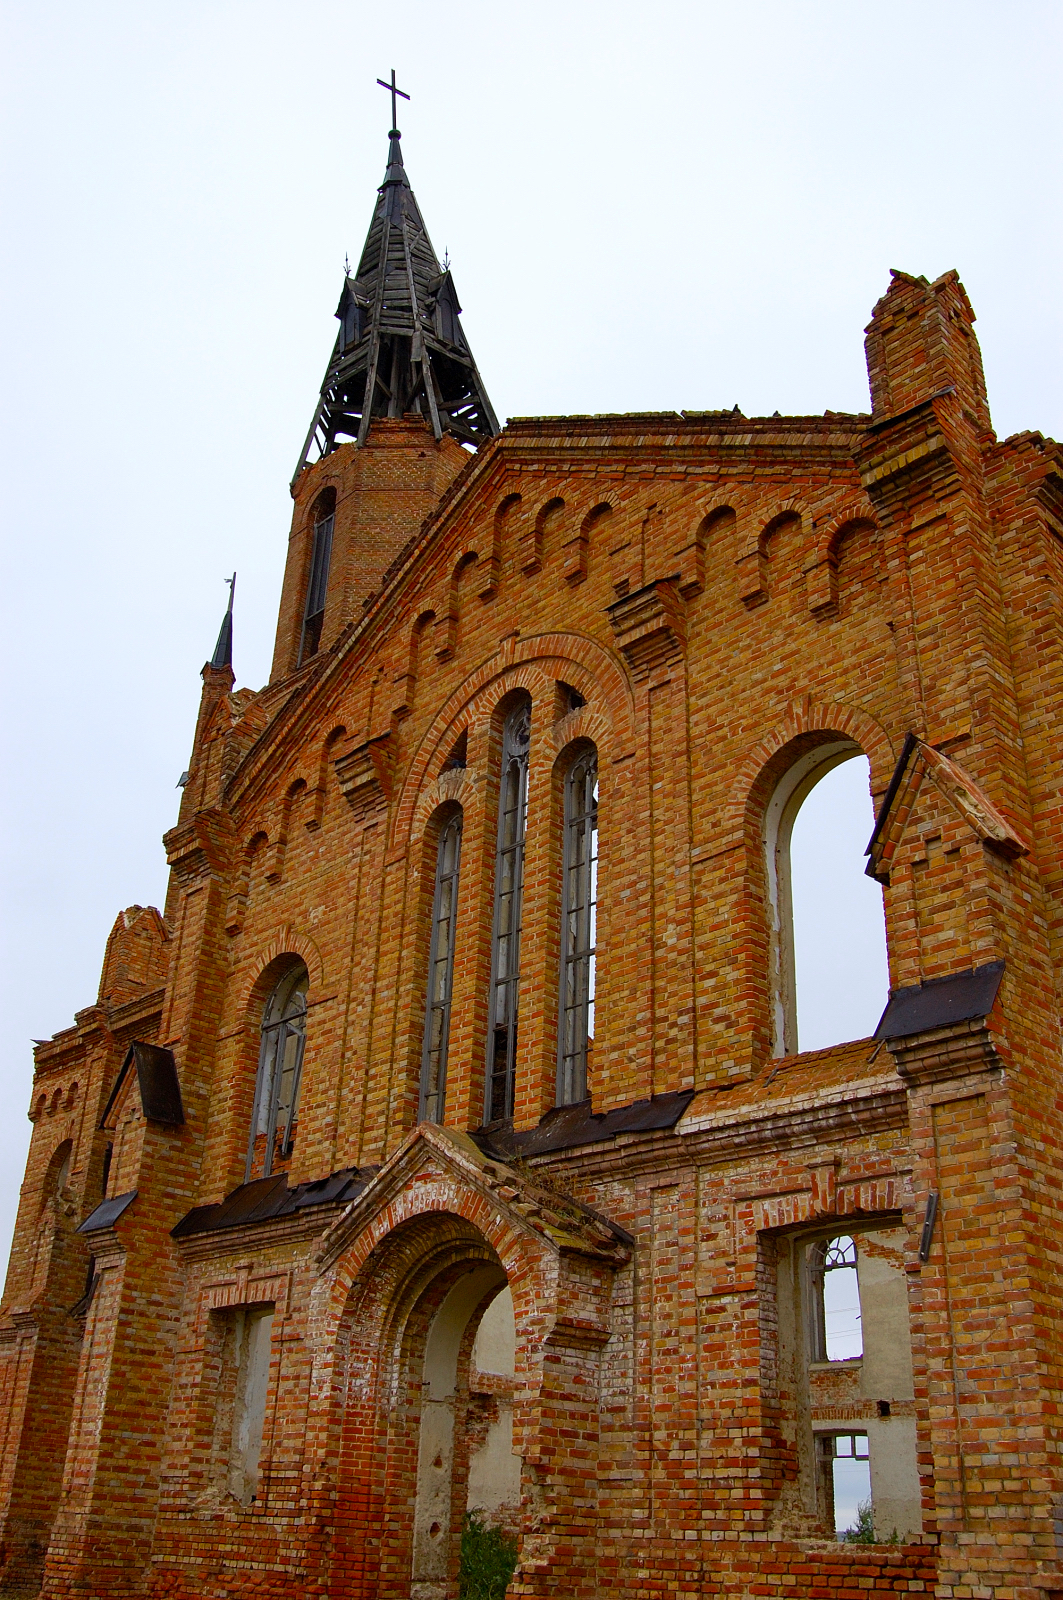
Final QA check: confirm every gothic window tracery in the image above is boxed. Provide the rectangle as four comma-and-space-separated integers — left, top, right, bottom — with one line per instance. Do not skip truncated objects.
487, 699, 531, 1124
809, 1233, 863, 1362
246, 964, 308, 1180
557, 746, 598, 1106
420, 809, 463, 1124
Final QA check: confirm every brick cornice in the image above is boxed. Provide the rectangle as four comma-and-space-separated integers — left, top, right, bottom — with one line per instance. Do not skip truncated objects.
529, 1071, 908, 1181
884, 1014, 1005, 1088
216, 421, 868, 816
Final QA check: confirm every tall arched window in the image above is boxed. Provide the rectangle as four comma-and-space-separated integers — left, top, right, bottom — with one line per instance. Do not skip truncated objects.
246, 964, 308, 1180
487, 699, 531, 1124
420, 809, 463, 1124
557, 746, 598, 1106
764, 743, 888, 1054
299, 492, 335, 663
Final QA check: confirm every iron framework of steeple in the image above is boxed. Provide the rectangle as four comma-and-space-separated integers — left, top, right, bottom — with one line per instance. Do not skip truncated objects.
292, 111, 499, 485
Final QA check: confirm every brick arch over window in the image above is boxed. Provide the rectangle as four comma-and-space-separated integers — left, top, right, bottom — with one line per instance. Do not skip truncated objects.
721, 699, 896, 847
411, 767, 481, 842
232, 927, 326, 1020
391, 633, 635, 849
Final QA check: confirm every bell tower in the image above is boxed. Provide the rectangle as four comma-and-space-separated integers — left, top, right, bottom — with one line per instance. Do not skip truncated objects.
271, 82, 499, 682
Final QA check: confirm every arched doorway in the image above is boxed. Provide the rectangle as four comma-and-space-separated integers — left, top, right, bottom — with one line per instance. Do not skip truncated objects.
411, 1264, 519, 1597
316, 1125, 629, 1600
329, 1213, 522, 1600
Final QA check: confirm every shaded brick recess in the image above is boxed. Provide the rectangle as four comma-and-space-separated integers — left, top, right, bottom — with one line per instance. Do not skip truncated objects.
2, 266, 1062, 1600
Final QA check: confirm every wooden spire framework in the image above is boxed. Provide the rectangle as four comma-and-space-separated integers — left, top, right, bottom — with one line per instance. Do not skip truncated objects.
292, 122, 499, 484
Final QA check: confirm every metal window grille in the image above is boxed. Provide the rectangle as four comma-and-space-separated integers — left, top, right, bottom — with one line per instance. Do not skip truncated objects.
419, 811, 463, 1123
487, 700, 531, 1123
298, 508, 335, 662
246, 966, 308, 1180
557, 749, 598, 1105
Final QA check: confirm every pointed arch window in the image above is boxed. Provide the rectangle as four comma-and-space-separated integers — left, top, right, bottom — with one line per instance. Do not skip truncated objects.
246, 964, 308, 1180
557, 747, 598, 1106
420, 810, 463, 1124
299, 493, 335, 663
487, 699, 531, 1124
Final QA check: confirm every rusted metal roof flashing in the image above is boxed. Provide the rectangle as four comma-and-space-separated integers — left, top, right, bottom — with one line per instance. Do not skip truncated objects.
476, 1089, 696, 1160
171, 1166, 369, 1240
874, 961, 1005, 1041
101, 1041, 184, 1129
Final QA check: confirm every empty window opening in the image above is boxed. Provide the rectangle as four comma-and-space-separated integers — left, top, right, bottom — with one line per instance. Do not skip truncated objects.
557, 747, 598, 1106
442, 730, 468, 771
212, 1306, 274, 1506
299, 493, 335, 663
558, 680, 586, 713
782, 1225, 923, 1545
246, 964, 308, 1180
810, 1234, 863, 1361
420, 811, 463, 1123
487, 700, 531, 1124
817, 1432, 871, 1539
764, 745, 888, 1055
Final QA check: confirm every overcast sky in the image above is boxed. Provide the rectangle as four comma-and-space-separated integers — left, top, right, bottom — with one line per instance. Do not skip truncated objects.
1, 0, 1059, 1268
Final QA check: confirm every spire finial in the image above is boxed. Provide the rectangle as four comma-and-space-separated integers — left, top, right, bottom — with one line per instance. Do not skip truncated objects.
290, 83, 499, 480
210, 572, 236, 670
376, 68, 409, 134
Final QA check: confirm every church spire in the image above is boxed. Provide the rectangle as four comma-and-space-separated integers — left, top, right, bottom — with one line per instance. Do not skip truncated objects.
210, 573, 235, 670
292, 78, 499, 485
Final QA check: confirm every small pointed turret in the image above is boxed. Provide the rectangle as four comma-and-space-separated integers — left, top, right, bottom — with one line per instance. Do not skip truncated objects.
292, 113, 499, 484
210, 573, 235, 670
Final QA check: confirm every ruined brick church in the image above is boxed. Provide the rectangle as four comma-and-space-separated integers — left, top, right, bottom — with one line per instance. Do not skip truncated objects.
2, 99, 1062, 1600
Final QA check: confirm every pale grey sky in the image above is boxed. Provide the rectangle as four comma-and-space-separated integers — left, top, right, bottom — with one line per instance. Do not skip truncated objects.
1, 0, 1059, 1266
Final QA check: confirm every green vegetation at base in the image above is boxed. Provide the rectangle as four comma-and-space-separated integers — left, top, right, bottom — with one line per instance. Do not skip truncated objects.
459, 1511, 519, 1600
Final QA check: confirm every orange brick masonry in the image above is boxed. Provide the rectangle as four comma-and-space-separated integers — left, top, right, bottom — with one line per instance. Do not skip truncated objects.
1, 268, 1062, 1599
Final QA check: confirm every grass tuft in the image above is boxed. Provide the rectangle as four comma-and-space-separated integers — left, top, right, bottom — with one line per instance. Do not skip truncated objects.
459, 1511, 519, 1600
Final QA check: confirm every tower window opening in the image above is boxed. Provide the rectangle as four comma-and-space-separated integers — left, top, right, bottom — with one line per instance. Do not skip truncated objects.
487, 699, 531, 1124
246, 964, 308, 1181
299, 495, 335, 663
557, 747, 598, 1106
420, 810, 463, 1124
809, 1234, 863, 1362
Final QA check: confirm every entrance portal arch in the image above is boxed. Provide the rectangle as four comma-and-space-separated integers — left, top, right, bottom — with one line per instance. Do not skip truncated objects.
310, 1123, 631, 1600
411, 1261, 517, 1599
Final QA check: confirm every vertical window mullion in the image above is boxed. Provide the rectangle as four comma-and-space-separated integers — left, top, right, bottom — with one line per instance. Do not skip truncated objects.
558, 750, 598, 1106
245, 1028, 274, 1182
488, 702, 530, 1123
420, 811, 463, 1123
247, 966, 309, 1182
261, 1023, 286, 1177
278, 1021, 306, 1156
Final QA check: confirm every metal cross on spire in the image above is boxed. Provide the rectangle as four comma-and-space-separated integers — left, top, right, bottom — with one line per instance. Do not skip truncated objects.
376, 69, 409, 132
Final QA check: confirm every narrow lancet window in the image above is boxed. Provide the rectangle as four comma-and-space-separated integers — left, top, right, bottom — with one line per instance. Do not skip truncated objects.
299, 494, 335, 662
557, 748, 598, 1105
420, 810, 463, 1123
487, 699, 531, 1123
246, 964, 308, 1180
